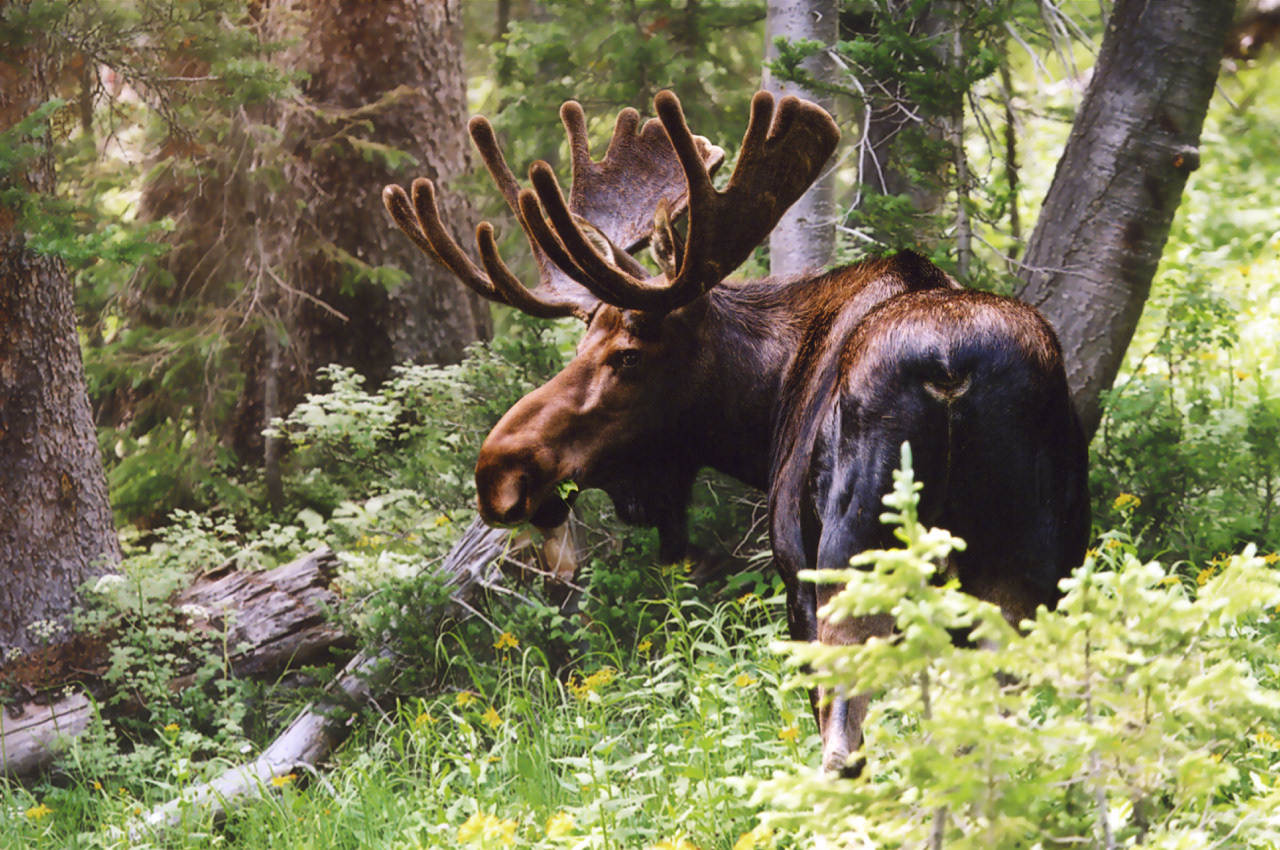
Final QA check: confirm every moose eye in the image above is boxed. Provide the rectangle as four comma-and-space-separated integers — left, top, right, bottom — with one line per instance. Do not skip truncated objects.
618, 349, 642, 369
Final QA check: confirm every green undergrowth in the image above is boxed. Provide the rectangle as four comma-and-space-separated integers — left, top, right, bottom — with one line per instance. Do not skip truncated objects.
7, 451, 1280, 848
3, 586, 814, 850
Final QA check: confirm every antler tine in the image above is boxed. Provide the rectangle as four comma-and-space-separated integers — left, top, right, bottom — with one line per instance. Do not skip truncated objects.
383, 115, 605, 322
382, 179, 500, 302
522, 90, 839, 315
528, 162, 659, 301
411, 177, 589, 320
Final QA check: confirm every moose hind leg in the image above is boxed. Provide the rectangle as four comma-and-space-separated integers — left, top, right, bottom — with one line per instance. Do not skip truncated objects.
814, 604, 893, 775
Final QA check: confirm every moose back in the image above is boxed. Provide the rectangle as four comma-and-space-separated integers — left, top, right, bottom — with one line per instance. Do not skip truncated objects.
382, 90, 1090, 773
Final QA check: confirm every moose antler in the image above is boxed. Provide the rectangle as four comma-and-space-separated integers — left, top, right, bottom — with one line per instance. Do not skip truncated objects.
525, 90, 841, 314
382, 98, 726, 322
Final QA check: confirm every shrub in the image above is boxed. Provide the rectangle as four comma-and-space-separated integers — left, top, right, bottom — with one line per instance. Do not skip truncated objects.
756, 445, 1280, 847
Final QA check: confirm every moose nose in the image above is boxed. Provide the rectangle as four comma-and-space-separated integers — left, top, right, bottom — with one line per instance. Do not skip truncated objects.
475, 459, 530, 526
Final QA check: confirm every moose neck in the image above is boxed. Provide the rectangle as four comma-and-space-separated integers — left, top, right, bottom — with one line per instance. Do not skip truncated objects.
682, 279, 805, 492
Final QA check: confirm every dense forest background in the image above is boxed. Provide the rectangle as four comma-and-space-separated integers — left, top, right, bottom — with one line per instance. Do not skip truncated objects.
3, 1, 1280, 847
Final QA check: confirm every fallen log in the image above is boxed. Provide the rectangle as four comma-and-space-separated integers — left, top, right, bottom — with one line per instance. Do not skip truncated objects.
129, 648, 393, 836
0, 693, 94, 778
130, 516, 550, 835
1, 547, 350, 777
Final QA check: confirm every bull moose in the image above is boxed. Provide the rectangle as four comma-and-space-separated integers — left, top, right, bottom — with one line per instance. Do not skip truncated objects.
382, 90, 1090, 773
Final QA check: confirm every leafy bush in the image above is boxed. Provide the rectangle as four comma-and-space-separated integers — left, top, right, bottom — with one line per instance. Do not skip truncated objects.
758, 446, 1280, 847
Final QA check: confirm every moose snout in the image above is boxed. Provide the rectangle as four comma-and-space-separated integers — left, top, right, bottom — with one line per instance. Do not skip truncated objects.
474, 436, 564, 527
475, 460, 529, 526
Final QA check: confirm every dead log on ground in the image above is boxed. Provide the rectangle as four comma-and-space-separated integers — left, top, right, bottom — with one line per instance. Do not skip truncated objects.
130, 516, 556, 835
1, 547, 349, 777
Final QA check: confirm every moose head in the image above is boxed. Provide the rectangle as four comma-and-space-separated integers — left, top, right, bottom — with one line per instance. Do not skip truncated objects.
383, 91, 840, 554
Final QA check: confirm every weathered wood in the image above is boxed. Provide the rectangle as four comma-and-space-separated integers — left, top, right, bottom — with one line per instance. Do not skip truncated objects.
1, 546, 348, 776
129, 649, 392, 837
0, 692, 94, 778
174, 548, 350, 681
130, 518, 528, 835
2, 511, 567, 832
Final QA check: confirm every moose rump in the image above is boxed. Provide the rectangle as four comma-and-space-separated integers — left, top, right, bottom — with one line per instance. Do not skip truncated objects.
778, 288, 1091, 772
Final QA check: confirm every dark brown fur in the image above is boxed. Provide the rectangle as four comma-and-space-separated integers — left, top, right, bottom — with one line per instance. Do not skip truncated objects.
387, 90, 1088, 775
477, 251, 1088, 774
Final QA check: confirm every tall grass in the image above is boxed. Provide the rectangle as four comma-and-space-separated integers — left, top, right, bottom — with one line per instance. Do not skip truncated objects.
2, 587, 813, 850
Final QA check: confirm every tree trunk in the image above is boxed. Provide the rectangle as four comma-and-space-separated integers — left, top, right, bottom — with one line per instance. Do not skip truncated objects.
838, 2, 954, 248
133, 0, 490, 473
763, 0, 839, 276
0, 36, 121, 656
1015, 0, 1236, 438
235, 0, 491, 463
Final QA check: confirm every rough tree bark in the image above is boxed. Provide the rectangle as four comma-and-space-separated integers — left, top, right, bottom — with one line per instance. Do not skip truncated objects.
763, 0, 839, 276
1016, 0, 1237, 438
135, 0, 490, 470
0, 30, 121, 656
239, 0, 491, 463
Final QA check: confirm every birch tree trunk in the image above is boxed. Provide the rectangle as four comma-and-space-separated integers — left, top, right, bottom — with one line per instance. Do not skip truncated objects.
763, 0, 838, 276
1015, 0, 1236, 438
0, 28, 121, 656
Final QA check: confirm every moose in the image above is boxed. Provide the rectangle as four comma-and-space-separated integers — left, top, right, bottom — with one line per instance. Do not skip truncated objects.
382, 90, 1090, 773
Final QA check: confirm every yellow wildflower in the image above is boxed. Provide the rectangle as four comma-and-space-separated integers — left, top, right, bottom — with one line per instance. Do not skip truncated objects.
493, 632, 519, 651
482, 706, 503, 729
545, 811, 575, 838
458, 812, 519, 845
1112, 493, 1141, 511
637, 639, 652, 655
734, 825, 773, 850
778, 725, 799, 742
434, 515, 451, 527
415, 711, 437, 728
456, 691, 478, 707
737, 592, 757, 606
1197, 566, 1216, 587
92, 781, 102, 791
1158, 576, 1180, 587
270, 773, 296, 788
1264, 552, 1280, 565
733, 673, 757, 688
1235, 369, 1251, 381
458, 812, 487, 843
164, 722, 180, 734
662, 560, 692, 578
25, 803, 52, 821
1256, 730, 1278, 748
650, 838, 700, 850
569, 667, 616, 699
